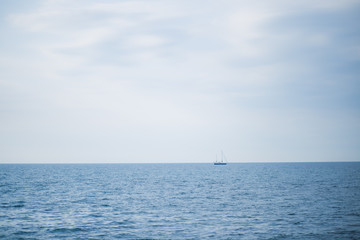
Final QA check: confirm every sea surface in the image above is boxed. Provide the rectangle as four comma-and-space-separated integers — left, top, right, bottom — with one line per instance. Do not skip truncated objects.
1, 162, 360, 239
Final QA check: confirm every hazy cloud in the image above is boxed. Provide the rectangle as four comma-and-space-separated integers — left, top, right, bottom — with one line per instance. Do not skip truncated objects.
1, 0, 359, 163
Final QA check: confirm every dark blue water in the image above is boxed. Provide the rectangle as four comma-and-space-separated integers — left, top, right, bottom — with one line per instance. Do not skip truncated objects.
1, 163, 360, 239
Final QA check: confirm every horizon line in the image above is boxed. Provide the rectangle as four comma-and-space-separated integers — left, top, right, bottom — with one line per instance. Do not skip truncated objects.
0, 161, 359, 164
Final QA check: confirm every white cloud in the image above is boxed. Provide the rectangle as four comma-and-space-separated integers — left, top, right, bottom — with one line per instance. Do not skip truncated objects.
224, 8, 280, 57
126, 35, 168, 48
1, 0, 359, 163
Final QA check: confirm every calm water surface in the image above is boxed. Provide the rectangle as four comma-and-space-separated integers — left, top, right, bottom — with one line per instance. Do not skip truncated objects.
1, 163, 360, 239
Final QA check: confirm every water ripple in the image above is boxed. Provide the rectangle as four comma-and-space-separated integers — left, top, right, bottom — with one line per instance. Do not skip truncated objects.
0, 163, 359, 239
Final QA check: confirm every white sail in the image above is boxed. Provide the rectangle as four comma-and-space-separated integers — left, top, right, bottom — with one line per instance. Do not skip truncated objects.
214, 151, 227, 165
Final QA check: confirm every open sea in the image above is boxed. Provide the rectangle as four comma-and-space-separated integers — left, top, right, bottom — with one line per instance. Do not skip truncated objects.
1, 162, 360, 239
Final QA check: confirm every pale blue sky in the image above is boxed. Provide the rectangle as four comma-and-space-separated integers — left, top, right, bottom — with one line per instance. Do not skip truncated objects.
1, 0, 359, 163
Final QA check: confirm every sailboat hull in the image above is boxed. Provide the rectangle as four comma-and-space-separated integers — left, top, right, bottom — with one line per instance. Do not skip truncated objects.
214, 162, 227, 165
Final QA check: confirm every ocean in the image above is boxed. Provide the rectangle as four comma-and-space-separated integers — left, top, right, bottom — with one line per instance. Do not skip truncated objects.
1, 162, 359, 239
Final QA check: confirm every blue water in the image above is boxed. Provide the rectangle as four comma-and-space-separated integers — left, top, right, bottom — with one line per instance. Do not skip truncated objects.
1, 163, 360, 239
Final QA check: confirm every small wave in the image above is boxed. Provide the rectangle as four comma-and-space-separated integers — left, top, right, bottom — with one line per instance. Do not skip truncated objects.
347, 212, 360, 217
114, 233, 137, 238
267, 234, 292, 240
111, 219, 133, 225
111, 219, 136, 229
14, 230, 37, 235
71, 198, 89, 204
13, 204, 25, 208
50, 227, 85, 233
1, 202, 25, 208
88, 213, 102, 218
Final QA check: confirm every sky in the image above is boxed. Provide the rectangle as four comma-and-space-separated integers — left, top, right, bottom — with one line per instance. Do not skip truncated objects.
0, 0, 359, 163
